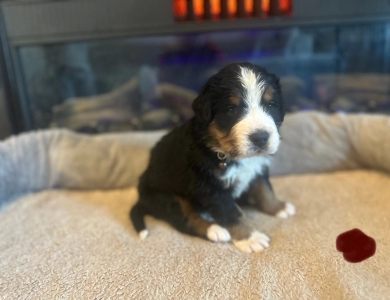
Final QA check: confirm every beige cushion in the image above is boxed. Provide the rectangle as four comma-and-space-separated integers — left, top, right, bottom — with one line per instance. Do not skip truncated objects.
1, 112, 390, 298
1, 170, 388, 299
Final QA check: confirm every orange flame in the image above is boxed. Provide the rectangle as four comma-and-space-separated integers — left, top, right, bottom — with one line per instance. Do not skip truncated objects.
210, 0, 221, 16
280, 0, 289, 10
228, 0, 237, 17
194, 0, 205, 18
245, 0, 254, 15
262, 0, 270, 13
173, 0, 187, 19
280, 0, 292, 14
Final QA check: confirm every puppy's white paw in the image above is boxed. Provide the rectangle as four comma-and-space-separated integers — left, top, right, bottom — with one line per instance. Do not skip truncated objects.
139, 229, 149, 240
207, 224, 231, 243
233, 231, 270, 254
276, 202, 296, 219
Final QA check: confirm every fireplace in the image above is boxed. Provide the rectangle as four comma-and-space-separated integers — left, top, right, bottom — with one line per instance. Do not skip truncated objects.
1, 0, 390, 134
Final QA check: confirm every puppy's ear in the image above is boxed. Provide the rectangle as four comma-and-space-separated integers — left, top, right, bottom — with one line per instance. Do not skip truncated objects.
192, 85, 212, 124
271, 75, 285, 125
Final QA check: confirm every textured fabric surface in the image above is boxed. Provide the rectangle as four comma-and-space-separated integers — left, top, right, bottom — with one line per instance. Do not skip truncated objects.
2, 112, 390, 202
1, 170, 389, 299
1, 112, 390, 299
0, 129, 164, 202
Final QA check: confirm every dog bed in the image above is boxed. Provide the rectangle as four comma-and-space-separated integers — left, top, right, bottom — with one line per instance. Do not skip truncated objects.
1, 112, 389, 299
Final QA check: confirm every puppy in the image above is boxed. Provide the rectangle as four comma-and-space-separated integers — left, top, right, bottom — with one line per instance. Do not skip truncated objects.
130, 62, 295, 253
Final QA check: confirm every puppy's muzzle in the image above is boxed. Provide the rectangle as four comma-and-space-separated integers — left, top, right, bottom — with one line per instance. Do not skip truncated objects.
249, 130, 270, 149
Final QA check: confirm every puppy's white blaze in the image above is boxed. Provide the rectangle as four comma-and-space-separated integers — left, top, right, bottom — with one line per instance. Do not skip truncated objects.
235, 67, 280, 157
238, 67, 266, 104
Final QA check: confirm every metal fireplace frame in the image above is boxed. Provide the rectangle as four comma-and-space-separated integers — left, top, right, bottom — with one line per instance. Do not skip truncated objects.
1, 0, 390, 133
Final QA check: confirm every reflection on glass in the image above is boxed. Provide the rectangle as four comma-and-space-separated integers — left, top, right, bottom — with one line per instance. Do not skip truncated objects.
17, 22, 390, 133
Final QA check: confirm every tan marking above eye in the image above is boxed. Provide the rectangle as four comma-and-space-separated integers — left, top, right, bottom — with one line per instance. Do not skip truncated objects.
262, 86, 275, 103
230, 95, 240, 106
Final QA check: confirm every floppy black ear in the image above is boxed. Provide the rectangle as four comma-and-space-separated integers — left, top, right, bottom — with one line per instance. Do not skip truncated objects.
270, 75, 285, 126
192, 84, 212, 124
274, 76, 285, 118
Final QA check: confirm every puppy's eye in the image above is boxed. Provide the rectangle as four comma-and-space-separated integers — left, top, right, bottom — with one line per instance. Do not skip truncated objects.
226, 106, 238, 113
265, 102, 277, 109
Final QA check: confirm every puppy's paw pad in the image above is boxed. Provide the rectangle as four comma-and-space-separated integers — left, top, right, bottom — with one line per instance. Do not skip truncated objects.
276, 202, 296, 219
207, 224, 231, 243
233, 231, 270, 254
139, 230, 149, 240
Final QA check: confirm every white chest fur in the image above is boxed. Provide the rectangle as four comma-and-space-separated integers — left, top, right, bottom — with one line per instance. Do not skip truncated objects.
219, 156, 271, 199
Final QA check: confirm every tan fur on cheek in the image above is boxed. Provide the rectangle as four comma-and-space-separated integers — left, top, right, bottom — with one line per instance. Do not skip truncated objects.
208, 122, 239, 156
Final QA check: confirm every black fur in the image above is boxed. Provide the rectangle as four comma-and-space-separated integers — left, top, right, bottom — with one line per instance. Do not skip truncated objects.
130, 62, 285, 237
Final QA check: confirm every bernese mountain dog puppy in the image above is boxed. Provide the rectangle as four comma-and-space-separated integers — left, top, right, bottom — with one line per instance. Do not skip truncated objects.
130, 62, 295, 253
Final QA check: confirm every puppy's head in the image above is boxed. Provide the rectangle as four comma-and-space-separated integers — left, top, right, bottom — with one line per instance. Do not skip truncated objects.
192, 62, 284, 159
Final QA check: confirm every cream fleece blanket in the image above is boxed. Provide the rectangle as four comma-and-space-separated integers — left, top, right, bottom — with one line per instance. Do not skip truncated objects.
1, 112, 390, 299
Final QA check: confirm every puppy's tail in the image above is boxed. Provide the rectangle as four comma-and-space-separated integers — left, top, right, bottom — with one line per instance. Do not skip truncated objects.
130, 203, 149, 240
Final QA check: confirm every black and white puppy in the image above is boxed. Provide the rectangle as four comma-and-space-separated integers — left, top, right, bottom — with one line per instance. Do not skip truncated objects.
130, 62, 295, 253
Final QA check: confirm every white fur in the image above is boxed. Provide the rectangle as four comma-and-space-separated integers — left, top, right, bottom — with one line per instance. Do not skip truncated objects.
200, 211, 215, 223
220, 156, 271, 198
233, 67, 280, 157
207, 224, 231, 242
233, 231, 270, 253
139, 229, 149, 240
276, 202, 296, 218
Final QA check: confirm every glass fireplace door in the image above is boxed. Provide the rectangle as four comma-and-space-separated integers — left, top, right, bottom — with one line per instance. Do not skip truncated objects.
13, 22, 390, 133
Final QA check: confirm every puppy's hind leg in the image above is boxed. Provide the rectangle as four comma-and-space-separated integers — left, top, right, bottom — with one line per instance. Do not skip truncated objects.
130, 192, 191, 239
131, 193, 230, 242
176, 197, 231, 243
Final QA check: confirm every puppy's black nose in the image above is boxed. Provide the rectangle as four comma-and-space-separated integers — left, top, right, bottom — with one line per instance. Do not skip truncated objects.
249, 130, 269, 148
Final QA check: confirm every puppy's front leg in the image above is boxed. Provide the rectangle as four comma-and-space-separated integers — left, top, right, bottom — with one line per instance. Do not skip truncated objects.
210, 200, 270, 254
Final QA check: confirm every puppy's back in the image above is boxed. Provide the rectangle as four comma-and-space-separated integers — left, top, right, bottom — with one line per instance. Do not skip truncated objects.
139, 121, 195, 196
